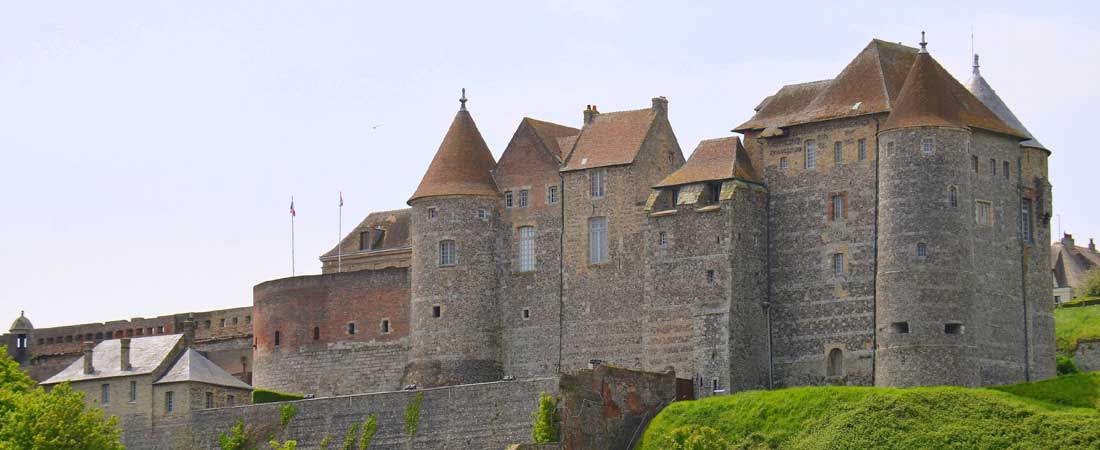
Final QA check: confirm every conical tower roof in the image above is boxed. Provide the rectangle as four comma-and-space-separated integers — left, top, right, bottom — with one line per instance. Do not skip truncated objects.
408, 93, 500, 204
882, 44, 1028, 139
966, 55, 1046, 151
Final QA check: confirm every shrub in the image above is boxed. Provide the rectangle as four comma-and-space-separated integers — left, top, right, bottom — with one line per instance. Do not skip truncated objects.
656, 425, 731, 450
219, 420, 251, 450
531, 392, 559, 443
279, 404, 297, 429
1077, 268, 1100, 298
1058, 354, 1081, 376
252, 389, 305, 405
340, 423, 359, 450
319, 436, 331, 450
359, 414, 378, 450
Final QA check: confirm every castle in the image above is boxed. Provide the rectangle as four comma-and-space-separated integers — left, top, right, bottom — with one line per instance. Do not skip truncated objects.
6, 37, 1055, 438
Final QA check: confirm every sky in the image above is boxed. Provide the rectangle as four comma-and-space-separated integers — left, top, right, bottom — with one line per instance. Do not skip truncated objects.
2, 1, 1098, 328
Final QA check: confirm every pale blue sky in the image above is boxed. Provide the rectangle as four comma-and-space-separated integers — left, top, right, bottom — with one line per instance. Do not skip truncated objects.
2, 1, 1097, 328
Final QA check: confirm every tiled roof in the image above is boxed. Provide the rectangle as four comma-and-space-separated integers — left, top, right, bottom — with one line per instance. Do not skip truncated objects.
561, 107, 658, 172
1052, 241, 1100, 289
735, 40, 918, 131
42, 334, 182, 384
882, 51, 1028, 138
655, 137, 760, 187
523, 117, 580, 161
408, 109, 500, 203
966, 56, 1047, 150
155, 348, 251, 389
322, 208, 411, 259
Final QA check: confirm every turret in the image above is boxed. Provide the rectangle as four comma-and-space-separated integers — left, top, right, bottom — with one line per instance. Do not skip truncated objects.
7, 311, 33, 363
402, 90, 503, 388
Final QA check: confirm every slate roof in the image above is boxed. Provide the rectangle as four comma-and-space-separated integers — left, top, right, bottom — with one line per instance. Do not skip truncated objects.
1052, 239, 1100, 289
966, 55, 1047, 150
562, 107, 658, 172
408, 109, 500, 203
42, 334, 183, 384
655, 137, 760, 187
523, 117, 580, 162
155, 348, 251, 389
882, 51, 1028, 138
322, 208, 411, 259
9, 311, 32, 332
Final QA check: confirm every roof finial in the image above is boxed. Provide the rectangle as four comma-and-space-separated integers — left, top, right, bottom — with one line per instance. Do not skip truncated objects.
919, 31, 928, 54
459, 88, 467, 111
20, 310, 24, 317
973, 53, 981, 75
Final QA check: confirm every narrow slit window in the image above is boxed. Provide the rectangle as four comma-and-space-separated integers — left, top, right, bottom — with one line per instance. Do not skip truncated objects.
972, 156, 979, 173
1003, 161, 1010, 179
990, 158, 997, 175
1021, 199, 1033, 242
274, 331, 280, 346
522, 308, 531, 320
949, 186, 958, 208
432, 305, 442, 318
381, 319, 390, 334
129, 381, 137, 402
312, 327, 320, 340
347, 322, 356, 335
706, 270, 715, 283
857, 139, 866, 161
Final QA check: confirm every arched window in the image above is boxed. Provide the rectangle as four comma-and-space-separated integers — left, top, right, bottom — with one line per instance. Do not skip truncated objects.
827, 348, 844, 377
949, 186, 958, 208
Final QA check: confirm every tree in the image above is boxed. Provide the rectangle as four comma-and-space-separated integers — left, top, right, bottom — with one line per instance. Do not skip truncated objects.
1076, 268, 1100, 299
531, 392, 559, 443
0, 348, 124, 450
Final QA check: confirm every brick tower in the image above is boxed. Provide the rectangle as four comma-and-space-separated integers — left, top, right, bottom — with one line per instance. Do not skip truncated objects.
402, 91, 504, 388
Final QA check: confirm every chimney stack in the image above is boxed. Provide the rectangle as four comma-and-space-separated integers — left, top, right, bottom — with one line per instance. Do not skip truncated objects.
120, 338, 132, 371
82, 342, 95, 374
1062, 233, 1075, 249
583, 105, 599, 125
1091, 239, 1096, 253
652, 96, 668, 113
182, 315, 196, 348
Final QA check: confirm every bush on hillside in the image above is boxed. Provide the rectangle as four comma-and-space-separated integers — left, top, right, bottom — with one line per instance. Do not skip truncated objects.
252, 389, 304, 404
1054, 304, 1100, 353
1058, 354, 1081, 376
1078, 269, 1100, 299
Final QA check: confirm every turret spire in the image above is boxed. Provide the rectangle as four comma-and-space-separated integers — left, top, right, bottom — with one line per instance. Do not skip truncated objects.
459, 88, 467, 111
919, 31, 928, 54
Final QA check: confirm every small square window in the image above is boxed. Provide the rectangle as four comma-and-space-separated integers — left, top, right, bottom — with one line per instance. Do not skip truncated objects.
706, 270, 715, 283
522, 308, 531, 320
891, 322, 910, 334
548, 186, 559, 204
945, 323, 964, 335
518, 189, 529, 208
428, 207, 438, 219
432, 305, 442, 318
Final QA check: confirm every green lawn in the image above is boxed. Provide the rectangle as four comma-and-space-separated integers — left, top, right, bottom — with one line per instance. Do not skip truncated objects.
638, 373, 1100, 450
1055, 303, 1100, 353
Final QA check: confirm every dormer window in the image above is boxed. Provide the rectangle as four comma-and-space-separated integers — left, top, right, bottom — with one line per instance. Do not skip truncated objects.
372, 228, 385, 248
360, 231, 371, 250
706, 182, 722, 204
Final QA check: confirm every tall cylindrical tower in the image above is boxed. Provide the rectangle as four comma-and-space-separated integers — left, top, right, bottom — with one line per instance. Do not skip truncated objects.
403, 92, 503, 388
875, 42, 979, 387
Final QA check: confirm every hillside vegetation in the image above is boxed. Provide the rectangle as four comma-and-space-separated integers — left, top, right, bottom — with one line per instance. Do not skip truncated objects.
1055, 302, 1100, 353
638, 373, 1100, 450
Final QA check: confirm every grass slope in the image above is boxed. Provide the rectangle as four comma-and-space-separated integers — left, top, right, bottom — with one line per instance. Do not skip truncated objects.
639, 374, 1100, 450
1055, 303, 1100, 353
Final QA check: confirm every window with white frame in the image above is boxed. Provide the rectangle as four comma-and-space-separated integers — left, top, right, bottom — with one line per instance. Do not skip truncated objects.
518, 189, 529, 208
101, 384, 110, 405
518, 226, 535, 272
917, 242, 927, 257
505, 192, 514, 208
833, 253, 845, 276
780, 157, 788, 171
588, 217, 608, 264
975, 201, 992, 226
477, 209, 487, 220
548, 185, 559, 204
921, 137, 934, 155
1021, 199, 1033, 242
658, 231, 668, 248
165, 391, 175, 413
805, 140, 817, 169
439, 240, 456, 266
834, 141, 843, 164
831, 194, 844, 222
590, 169, 607, 198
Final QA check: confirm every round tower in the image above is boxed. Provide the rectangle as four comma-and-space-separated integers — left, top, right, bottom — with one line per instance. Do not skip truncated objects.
402, 91, 503, 388
8, 311, 33, 363
874, 38, 979, 387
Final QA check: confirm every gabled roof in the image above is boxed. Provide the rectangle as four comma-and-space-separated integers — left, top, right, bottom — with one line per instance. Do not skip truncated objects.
408, 108, 500, 204
562, 107, 658, 172
42, 334, 183, 384
966, 56, 1047, 150
882, 51, 1028, 138
155, 348, 251, 389
321, 208, 411, 259
655, 137, 760, 187
735, 40, 919, 131
523, 117, 580, 162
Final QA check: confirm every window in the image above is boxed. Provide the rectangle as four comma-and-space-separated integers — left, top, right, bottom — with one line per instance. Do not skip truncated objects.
658, 231, 668, 248
522, 308, 531, 320
312, 327, 320, 340
921, 137, 934, 155
804, 140, 817, 169
232, 317, 238, 326
101, 384, 110, 405
891, 322, 910, 334
227, 395, 235, 407
548, 185, 559, 204
990, 158, 997, 175
439, 240, 456, 266
428, 207, 438, 219
347, 323, 356, 335
274, 331, 280, 346
972, 156, 979, 173
669, 187, 680, 207
165, 391, 174, 413
246, 316, 251, 324
220, 319, 226, 328
129, 381, 137, 403
833, 253, 845, 276
917, 242, 927, 257
206, 392, 214, 409
706, 270, 715, 283
381, 319, 391, 334
667, 152, 675, 164
204, 320, 211, 329
1021, 199, 1033, 242
477, 209, 487, 220
505, 191, 514, 208
975, 201, 992, 226
518, 226, 536, 272
360, 231, 371, 250
885, 141, 894, 157
826, 348, 844, 377
590, 168, 607, 198
949, 186, 958, 208
156, 326, 164, 334
588, 217, 609, 264
779, 157, 788, 171
707, 182, 722, 204
858, 139, 866, 161
834, 141, 842, 164
432, 305, 442, 318
830, 193, 845, 222
518, 189, 529, 208
1003, 161, 1010, 179
945, 323, 964, 335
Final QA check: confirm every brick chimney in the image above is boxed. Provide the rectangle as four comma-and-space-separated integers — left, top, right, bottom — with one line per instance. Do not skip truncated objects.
583, 105, 599, 125
1062, 233, 1075, 248
82, 342, 95, 374
120, 338, 132, 371
652, 96, 668, 114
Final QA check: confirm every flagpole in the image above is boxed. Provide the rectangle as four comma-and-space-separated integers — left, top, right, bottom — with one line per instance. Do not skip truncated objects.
338, 191, 343, 273
291, 196, 296, 277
